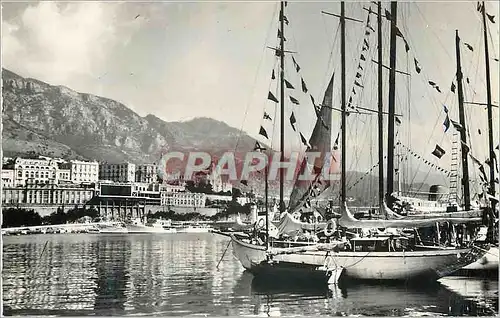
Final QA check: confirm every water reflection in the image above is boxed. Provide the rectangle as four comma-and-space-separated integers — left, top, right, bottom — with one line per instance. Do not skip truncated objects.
2, 234, 498, 316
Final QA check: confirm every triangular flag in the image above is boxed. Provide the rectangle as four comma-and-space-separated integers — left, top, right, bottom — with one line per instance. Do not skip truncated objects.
290, 112, 297, 131
360, 54, 366, 61
404, 40, 410, 53
354, 81, 364, 88
285, 79, 295, 89
414, 58, 421, 73
277, 29, 287, 41
289, 96, 300, 105
451, 82, 456, 93
464, 43, 474, 51
301, 78, 308, 93
435, 86, 442, 93
477, 1, 483, 13
429, 81, 437, 87
299, 132, 309, 147
487, 13, 495, 23
310, 94, 316, 106
356, 72, 362, 78
272, 69, 275, 80
333, 133, 339, 150
443, 105, 449, 113
358, 64, 364, 70
268, 91, 279, 103
443, 115, 450, 132
259, 126, 269, 139
395, 117, 402, 125
263, 112, 272, 120
368, 25, 375, 32
385, 9, 392, 21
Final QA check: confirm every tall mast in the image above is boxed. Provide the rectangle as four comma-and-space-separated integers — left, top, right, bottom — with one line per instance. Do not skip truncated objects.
264, 159, 269, 250
455, 30, 471, 211
340, 1, 346, 204
279, 0, 285, 212
386, 1, 397, 207
377, 1, 384, 211
481, 1, 496, 211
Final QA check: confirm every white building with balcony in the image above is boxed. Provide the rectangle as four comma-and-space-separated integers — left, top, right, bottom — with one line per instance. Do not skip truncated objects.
99, 162, 136, 183
60, 160, 99, 184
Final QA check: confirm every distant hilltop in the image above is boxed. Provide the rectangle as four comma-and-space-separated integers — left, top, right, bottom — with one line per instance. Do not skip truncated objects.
1, 68, 257, 165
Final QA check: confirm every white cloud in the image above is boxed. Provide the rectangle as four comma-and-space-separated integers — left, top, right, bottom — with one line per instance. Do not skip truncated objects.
2, 2, 142, 84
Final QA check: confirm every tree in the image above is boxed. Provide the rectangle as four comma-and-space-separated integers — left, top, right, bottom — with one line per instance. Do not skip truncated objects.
2, 208, 42, 228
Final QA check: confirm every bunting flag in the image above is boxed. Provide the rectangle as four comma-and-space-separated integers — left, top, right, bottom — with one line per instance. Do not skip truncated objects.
356, 72, 362, 78
395, 117, 402, 125
432, 144, 446, 158
272, 69, 275, 80
290, 112, 297, 131
451, 119, 464, 132
333, 133, 339, 150
279, 11, 289, 25
291, 56, 301, 72
444, 105, 449, 113
253, 141, 266, 151
285, 79, 295, 89
354, 81, 364, 88
352, 87, 356, 95
277, 29, 287, 41
385, 9, 392, 21
289, 96, 300, 105
299, 132, 309, 147
494, 58, 499, 62
360, 54, 366, 61
268, 91, 279, 103
263, 112, 272, 120
478, 128, 482, 135
443, 115, 450, 132
274, 49, 282, 57
310, 95, 316, 106
365, 30, 371, 36
428, 80, 441, 93
477, 1, 484, 13
363, 38, 369, 49
259, 126, 269, 139
451, 82, 456, 93
301, 78, 308, 93
414, 58, 421, 73
487, 14, 495, 23
464, 43, 474, 51
466, 77, 470, 84
358, 64, 363, 70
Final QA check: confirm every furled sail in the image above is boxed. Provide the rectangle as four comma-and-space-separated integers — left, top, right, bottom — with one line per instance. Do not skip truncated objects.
287, 73, 336, 214
339, 202, 482, 229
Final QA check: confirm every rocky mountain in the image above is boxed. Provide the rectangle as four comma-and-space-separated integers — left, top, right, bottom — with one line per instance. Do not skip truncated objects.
1, 68, 256, 164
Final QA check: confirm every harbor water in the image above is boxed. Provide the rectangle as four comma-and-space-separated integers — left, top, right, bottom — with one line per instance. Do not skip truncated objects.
2, 233, 498, 316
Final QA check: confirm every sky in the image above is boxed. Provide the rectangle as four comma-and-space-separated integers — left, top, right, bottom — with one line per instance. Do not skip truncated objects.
2, 1, 499, 188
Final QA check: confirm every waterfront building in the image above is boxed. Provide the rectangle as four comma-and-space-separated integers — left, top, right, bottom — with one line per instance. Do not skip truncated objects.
1, 180, 96, 206
161, 191, 206, 208
1, 169, 15, 188
56, 169, 71, 183
89, 182, 160, 220
59, 160, 99, 184
99, 162, 136, 183
5, 157, 60, 186
135, 163, 158, 184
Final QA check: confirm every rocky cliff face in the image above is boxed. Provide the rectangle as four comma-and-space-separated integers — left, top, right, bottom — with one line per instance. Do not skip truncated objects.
1, 68, 256, 164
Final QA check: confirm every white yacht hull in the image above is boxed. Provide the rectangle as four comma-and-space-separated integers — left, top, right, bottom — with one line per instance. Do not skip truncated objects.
231, 236, 484, 281
178, 227, 211, 233
126, 224, 177, 234
99, 226, 128, 234
462, 246, 498, 271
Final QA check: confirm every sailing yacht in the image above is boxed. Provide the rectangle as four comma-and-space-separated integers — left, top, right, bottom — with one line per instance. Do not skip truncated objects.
230, 1, 487, 284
